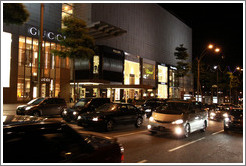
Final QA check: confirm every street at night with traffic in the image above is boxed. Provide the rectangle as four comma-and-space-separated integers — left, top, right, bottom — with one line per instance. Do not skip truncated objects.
2, 1, 244, 165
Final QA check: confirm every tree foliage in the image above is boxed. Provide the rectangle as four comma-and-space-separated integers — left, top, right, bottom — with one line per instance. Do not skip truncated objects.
52, 16, 95, 59
174, 44, 191, 78
3, 3, 29, 25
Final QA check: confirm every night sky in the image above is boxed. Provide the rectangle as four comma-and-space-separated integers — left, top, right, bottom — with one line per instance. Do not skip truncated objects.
159, 3, 243, 70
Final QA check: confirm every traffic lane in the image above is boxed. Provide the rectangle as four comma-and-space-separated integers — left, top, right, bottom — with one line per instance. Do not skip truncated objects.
114, 121, 242, 163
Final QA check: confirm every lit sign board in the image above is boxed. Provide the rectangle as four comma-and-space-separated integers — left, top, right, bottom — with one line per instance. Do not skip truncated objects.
28, 27, 65, 41
41, 78, 51, 82
113, 49, 121, 54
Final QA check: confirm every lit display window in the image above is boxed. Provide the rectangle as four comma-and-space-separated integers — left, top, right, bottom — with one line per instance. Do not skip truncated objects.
93, 55, 99, 74
124, 60, 140, 85
62, 3, 73, 28
143, 63, 155, 80
158, 65, 168, 83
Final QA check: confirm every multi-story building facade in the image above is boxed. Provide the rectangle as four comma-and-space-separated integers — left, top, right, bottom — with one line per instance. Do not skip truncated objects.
3, 3, 193, 103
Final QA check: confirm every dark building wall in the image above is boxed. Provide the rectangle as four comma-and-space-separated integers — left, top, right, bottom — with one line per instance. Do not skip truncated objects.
91, 3, 192, 67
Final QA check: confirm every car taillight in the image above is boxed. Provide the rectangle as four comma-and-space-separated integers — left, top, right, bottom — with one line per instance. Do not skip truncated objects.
121, 154, 124, 162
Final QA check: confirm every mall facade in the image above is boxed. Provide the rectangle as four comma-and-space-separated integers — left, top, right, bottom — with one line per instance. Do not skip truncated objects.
3, 3, 193, 103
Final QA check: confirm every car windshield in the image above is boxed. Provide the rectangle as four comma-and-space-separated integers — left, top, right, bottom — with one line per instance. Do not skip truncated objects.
156, 102, 189, 114
96, 103, 118, 112
27, 98, 45, 105
75, 99, 90, 107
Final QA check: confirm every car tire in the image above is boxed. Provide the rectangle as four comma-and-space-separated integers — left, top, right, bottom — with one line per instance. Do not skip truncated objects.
105, 120, 114, 131
135, 117, 143, 128
184, 124, 190, 138
200, 121, 207, 132
33, 111, 41, 117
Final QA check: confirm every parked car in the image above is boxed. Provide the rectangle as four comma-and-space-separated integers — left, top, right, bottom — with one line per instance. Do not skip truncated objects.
147, 100, 208, 138
140, 99, 166, 118
77, 103, 144, 131
209, 105, 230, 121
62, 98, 110, 122
224, 108, 243, 132
3, 115, 124, 163
16, 97, 67, 117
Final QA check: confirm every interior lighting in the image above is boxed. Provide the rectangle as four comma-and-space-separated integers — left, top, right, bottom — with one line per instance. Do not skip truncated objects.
208, 44, 214, 49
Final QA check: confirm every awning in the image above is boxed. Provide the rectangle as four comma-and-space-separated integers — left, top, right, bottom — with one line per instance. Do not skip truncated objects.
87, 21, 127, 40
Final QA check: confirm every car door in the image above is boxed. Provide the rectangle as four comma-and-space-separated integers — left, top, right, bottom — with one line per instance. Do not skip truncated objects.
42, 98, 57, 115
126, 105, 139, 122
115, 105, 129, 124
187, 103, 200, 132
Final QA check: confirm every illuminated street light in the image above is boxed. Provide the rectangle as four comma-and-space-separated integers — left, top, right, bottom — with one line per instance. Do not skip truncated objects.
196, 43, 221, 103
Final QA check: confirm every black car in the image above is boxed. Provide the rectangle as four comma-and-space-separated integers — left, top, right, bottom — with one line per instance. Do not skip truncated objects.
62, 98, 110, 122
16, 97, 67, 117
224, 108, 243, 132
141, 99, 166, 118
77, 103, 144, 131
3, 115, 124, 163
209, 105, 230, 121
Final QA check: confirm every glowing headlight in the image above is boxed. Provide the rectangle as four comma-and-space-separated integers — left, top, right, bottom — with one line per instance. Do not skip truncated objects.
149, 116, 154, 122
73, 111, 78, 115
145, 109, 151, 112
210, 112, 216, 116
63, 110, 67, 114
224, 117, 230, 122
77, 116, 82, 120
172, 119, 184, 125
147, 125, 151, 129
92, 117, 99, 121
174, 127, 183, 135
25, 106, 32, 110
223, 113, 228, 118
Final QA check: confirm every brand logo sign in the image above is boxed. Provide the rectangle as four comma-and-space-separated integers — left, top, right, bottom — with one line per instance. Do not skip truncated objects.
28, 27, 65, 41
41, 78, 51, 82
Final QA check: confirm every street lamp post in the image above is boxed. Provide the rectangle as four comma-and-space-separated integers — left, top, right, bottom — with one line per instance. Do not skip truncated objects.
196, 44, 220, 103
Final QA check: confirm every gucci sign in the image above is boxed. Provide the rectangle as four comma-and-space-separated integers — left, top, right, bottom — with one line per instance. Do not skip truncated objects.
28, 27, 66, 41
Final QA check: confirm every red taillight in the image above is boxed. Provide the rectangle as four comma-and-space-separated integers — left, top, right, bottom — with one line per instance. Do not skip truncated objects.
121, 154, 124, 162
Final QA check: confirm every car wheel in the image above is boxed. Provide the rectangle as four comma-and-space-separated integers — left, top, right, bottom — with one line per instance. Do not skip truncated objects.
135, 117, 143, 128
184, 124, 190, 138
105, 120, 114, 131
200, 121, 207, 132
33, 111, 41, 117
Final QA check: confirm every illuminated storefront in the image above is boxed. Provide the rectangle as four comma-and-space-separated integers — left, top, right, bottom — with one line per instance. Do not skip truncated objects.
157, 64, 168, 99
17, 36, 70, 101
169, 66, 179, 98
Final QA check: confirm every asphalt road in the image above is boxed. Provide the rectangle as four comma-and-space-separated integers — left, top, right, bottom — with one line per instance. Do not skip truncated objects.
3, 105, 244, 163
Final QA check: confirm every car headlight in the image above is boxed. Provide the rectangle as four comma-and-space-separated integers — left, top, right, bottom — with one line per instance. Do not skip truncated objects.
172, 119, 184, 125
210, 112, 216, 116
73, 111, 78, 115
145, 109, 151, 112
92, 117, 99, 121
63, 109, 67, 114
77, 116, 82, 120
25, 106, 33, 111
223, 113, 228, 118
149, 116, 154, 122
224, 117, 230, 122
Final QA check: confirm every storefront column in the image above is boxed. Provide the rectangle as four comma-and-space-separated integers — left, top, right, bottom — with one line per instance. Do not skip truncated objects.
110, 88, 113, 102
125, 89, 128, 103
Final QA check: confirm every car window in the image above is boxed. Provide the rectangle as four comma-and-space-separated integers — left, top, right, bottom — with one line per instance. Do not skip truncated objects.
27, 98, 45, 105
96, 103, 118, 112
127, 105, 136, 110
156, 102, 189, 114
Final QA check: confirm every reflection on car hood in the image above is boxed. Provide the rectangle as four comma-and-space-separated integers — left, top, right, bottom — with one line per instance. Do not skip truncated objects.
152, 112, 183, 122
3, 115, 47, 126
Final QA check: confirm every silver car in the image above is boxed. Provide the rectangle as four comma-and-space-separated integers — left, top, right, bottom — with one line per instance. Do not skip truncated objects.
147, 100, 208, 138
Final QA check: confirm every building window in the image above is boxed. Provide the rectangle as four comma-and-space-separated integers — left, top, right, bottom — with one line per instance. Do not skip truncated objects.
62, 3, 73, 28
17, 36, 64, 101
93, 55, 99, 74
124, 60, 140, 85
158, 65, 168, 99
143, 63, 155, 80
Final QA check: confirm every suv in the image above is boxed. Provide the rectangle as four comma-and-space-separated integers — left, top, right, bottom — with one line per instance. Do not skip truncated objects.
16, 97, 67, 117
62, 98, 110, 122
224, 107, 243, 132
147, 100, 208, 138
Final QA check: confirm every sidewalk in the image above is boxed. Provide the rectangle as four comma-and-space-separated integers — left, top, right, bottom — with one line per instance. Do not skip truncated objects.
2, 104, 21, 115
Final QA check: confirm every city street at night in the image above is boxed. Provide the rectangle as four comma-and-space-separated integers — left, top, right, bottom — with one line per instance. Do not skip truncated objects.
3, 104, 243, 163
2, 2, 244, 164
